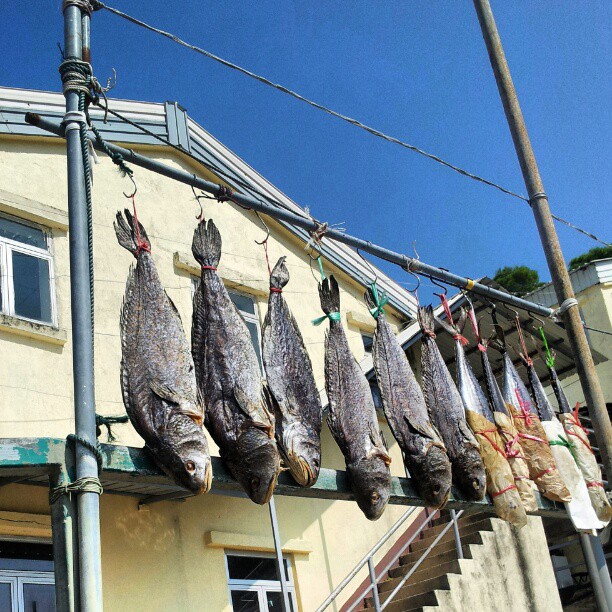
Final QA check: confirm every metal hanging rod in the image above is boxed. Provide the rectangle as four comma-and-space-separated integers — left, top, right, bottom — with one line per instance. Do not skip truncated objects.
25, 112, 555, 319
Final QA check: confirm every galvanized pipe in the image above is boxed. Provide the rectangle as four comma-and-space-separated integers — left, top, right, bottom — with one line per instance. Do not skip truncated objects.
580, 534, 612, 612
473, 0, 612, 481
450, 509, 463, 559
25, 113, 557, 319
316, 508, 416, 612
62, 5, 104, 610
269, 497, 291, 612
367, 557, 382, 612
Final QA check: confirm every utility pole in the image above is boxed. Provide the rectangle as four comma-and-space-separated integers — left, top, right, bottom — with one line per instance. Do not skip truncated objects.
62, 2, 104, 609
472, 0, 612, 483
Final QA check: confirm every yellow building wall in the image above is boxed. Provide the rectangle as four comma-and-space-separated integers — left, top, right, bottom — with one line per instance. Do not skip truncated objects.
0, 137, 415, 611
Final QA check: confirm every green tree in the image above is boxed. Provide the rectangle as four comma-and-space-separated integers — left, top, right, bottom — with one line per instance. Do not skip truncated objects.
568, 246, 612, 271
493, 266, 545, 297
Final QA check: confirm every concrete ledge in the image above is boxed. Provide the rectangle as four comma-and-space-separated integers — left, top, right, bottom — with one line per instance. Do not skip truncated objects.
346, 310, 375, 332
204, 530, 312, 556
0, 189, 68, 231
173, 251, 268, 297
0, 511, 52, 540
0, 314, 68, 346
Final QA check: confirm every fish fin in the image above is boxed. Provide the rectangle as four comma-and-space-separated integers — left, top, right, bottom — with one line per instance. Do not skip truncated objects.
191, 218, 221, 269
417, 306, 435, 336
403, 413, 438, 443
379, 428, 390, 452
434, 314, 457, 338
262, 383, 280, 423
318, 275, 340, 314
457, 308, 468, 334
370, 447, 392, 466
269, 256, 289, 290
488, 325, 506, 353
364, 288, 376, 312
234, 385, 274, 436
150, 380, 182, 405
114, 209, 151, 255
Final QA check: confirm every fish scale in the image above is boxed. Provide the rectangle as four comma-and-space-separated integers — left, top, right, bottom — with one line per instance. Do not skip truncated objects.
115, 209, 211, 495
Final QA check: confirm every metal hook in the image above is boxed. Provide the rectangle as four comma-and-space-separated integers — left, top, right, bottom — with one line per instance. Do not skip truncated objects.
191, 184, 205, 220
122, 174, 137, 199
427, 275, 448, 297
357, 246, 378, 284
404, 270, 421, 299
254, 211, 271, 246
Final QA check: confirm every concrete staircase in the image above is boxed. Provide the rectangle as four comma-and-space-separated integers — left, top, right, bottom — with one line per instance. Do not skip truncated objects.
358, 510, 561, 612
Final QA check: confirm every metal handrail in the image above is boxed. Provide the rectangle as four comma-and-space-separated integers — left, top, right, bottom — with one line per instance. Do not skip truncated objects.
315, 507, 418, 612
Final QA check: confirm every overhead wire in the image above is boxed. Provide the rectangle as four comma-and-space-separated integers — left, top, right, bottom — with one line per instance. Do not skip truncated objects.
91, 1, 610, 247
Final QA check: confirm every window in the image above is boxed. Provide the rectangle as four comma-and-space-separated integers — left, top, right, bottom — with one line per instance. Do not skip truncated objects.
0, 541, 55, 612
226, 552, 297, 612
0, 215, 56, 325
192, 279, 263, 369
362, 333, 373, 355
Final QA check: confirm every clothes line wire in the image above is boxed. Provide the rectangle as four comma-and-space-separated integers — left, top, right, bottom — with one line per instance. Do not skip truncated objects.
92, 1, 610, 246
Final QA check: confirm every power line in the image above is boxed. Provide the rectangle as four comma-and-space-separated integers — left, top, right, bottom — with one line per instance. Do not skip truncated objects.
92, 1, 609, 247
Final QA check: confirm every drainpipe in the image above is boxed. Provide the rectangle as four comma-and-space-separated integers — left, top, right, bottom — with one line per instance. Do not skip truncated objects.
472, 0, 612, 481
62, 4, 104, 610
269, 497, 291, 612
580, 534, 612, 612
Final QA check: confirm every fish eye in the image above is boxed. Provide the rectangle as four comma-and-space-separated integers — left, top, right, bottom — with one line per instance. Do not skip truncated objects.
371, 492, 379, 502
185, 460, 196, 473
251, 477, 260, 488
313, 458, 319, 468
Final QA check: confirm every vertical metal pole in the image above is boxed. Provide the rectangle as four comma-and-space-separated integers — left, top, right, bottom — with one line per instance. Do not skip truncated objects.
367, 557, 382, 612
269, 497, 291, 612
450, 510, 463, 559
472, 0, 612, 480
580, 534, 612, 612
63, 5, 104, 611
50, 463, 78, 612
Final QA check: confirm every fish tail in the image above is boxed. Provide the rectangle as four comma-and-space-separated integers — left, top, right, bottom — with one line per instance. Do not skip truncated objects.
269, 256, 289, 290
192, 219, 222, 269
114, 209, 151, 255
417, 305, 435, 336
318, 275, 340, 314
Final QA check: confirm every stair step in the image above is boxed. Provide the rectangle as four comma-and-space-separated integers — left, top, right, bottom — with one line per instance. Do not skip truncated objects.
399, 531, 484, 567
408, 518, 494, 554
366, 575, 451, 608
369, 590, 439, 612
382, 558, 462, 590
429, 510, 491, 529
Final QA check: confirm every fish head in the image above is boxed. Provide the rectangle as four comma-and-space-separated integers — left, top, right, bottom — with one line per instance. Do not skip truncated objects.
454, 446, 487, 502
347, 454, 391, 521
155, 421, 212, 495
282, 432, 321, 487
226, 427, 280, 504
418, 445, 452, 508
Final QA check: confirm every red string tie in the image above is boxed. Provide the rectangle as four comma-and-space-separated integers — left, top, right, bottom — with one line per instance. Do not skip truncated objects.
467, 307, 487, 352
130, 195, 150, 256
201, 265, 217, 271
565, 428, 595, 455
515, 315, 533, 366
270, 287, 282, 293
518, 432, 546, 444
586, 481, 604, 489
476, 429, 507, 458
504, 433, 521, 458
514, 388, 533, 427
491, 484, 517, 498
533, 467, 555, 480
570, 402, 590, 435
216, 185, 235, 203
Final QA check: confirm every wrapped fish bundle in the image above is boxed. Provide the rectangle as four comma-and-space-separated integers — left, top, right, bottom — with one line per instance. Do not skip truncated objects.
501, 352, 570, 503
442, 307, 525, 527
529, 363, 605, 531
546, 354, 612, 523
366, 286, 451, 509
418, 307, 486, 502
320, 276, 391, 520
262, 257, 323, 487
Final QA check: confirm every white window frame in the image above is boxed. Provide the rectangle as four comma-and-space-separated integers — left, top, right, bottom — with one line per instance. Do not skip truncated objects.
225, 550, 298, 612
0, 570, 55, 612
0, 214, 57, 327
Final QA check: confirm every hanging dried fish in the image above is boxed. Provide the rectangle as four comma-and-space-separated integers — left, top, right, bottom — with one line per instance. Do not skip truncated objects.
191, 219, 280, 504
528, 360, 605, 531
262, 257, 322, 487
441, 305, 525, 527
320, 275, 391, 520
541, 334, 611, 523
418, 306, 486, 502
115, 210, 212, 494
365, 285, 451, 508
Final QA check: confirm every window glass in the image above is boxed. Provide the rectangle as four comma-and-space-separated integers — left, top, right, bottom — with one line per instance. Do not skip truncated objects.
362, 333, 373, 354
0, 217, 46, 250
246, 321, 263, 367
0, 582, 12, 611
12, 252, 52, 323
265, 591, 294, 611
227, 556, 289, 582
0, 541, 54, 571
231, 589, 260, 612
229, 291, 256, 315
22, 583, 56, 612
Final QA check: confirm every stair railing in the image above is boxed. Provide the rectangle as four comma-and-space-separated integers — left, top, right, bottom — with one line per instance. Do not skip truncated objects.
316, 508, 465, 612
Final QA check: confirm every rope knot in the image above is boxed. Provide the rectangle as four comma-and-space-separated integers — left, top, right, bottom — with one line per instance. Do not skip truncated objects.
368, 283, 389, 319
312, 311, 341, 326
49, 477, 103, 505
216, 185, 234, 203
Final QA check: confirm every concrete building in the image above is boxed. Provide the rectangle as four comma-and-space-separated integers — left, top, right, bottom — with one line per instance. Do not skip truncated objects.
0, 86, 563, 611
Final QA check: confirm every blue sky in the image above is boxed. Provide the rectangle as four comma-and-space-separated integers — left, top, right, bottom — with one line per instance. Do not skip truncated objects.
1, 2, 610, 302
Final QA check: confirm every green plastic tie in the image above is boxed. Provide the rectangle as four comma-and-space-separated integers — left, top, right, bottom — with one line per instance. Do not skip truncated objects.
368, 282, 389, 319
317, 256, 326, 281
312, 311, 341, 326
549, 434, 577, 462
539, 326, 555, 369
